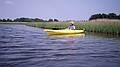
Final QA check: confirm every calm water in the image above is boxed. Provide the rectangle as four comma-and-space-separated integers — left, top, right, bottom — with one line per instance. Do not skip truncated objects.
0, 24, 120, 67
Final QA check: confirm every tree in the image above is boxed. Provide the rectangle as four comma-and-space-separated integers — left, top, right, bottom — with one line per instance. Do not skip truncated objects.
97, 14, 102, 19
6, 19, 12, 22
89, 14, 97, 20
54, 19, 59, 22
89, 13, 120, 20
2, 19, 7, 22
34, 18, 43, 22
0, 19, 2, 22
108, 13, 117, 19
14, 18, 20, 22
89, 14, 102, 20
14, 18, 32, 22
101, 13, 108, 18
118, 15, 120, 19
48, 19, 53, 22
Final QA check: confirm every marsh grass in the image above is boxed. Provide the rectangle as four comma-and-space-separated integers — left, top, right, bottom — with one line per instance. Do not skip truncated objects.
0, 22, 27, 24
26, 21, 120, 34
0, 22, 17, 24
1, 21, 120, 35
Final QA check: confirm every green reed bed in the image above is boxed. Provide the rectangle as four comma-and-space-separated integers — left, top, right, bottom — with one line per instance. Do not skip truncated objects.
26, 22, 70, 29
0, 22, 17, 24
26, 21, 120, 35
83, 21, 120, 34
0, 22, 27, 24
2, 21, 119, 35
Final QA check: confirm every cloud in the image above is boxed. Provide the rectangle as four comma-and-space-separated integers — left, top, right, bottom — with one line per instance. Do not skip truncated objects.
4, 0, 14, 5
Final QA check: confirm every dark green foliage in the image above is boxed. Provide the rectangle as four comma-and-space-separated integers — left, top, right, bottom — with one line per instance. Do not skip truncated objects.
48, 19, 53, 22
101, 13, 108, 18
14, 18, 33, 22
6, 19, 13, 22
0, 18, 59, 22
54, 19, 59, 22
2, 19, 7, 22
89, 13, 120, 20
108, 13, 117, 19
0, 19, 2, 22
118, 15, 120, 19
33, 18, 44, 22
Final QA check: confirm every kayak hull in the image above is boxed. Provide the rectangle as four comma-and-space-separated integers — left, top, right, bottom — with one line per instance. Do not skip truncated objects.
48, 33, 85, 37
44, 29, 84, 35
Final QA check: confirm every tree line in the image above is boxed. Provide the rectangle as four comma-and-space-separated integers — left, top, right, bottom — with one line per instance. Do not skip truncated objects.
1, 13, 120, 22
89, 13, 120, 20
0, 18, 59, 22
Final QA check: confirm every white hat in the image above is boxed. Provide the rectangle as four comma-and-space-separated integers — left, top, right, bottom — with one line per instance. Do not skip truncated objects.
70, 21, 74, 24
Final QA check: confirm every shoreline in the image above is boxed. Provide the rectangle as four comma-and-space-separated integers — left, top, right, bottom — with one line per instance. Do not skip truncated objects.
0, 21, 120, 35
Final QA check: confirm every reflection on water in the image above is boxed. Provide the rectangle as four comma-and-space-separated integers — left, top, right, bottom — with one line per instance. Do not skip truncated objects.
48, 34, 85, 44
48, 33, 85, 37
0, 24, 120, 67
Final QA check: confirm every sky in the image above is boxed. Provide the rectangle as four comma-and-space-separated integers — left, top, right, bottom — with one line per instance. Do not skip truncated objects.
0, 0, 120, 20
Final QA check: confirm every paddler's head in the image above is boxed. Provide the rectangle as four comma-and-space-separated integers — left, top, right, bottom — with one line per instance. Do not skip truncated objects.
70, 21, 74, 25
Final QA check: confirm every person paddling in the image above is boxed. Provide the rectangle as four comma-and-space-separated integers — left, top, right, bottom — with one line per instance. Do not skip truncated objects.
68, 21, 76, 30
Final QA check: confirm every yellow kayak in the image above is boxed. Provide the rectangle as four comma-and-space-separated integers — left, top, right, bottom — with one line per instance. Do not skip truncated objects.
44, 29, 84, 35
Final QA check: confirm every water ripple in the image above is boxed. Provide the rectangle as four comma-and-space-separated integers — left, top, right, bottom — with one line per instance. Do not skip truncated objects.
0, 24, 120, 67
